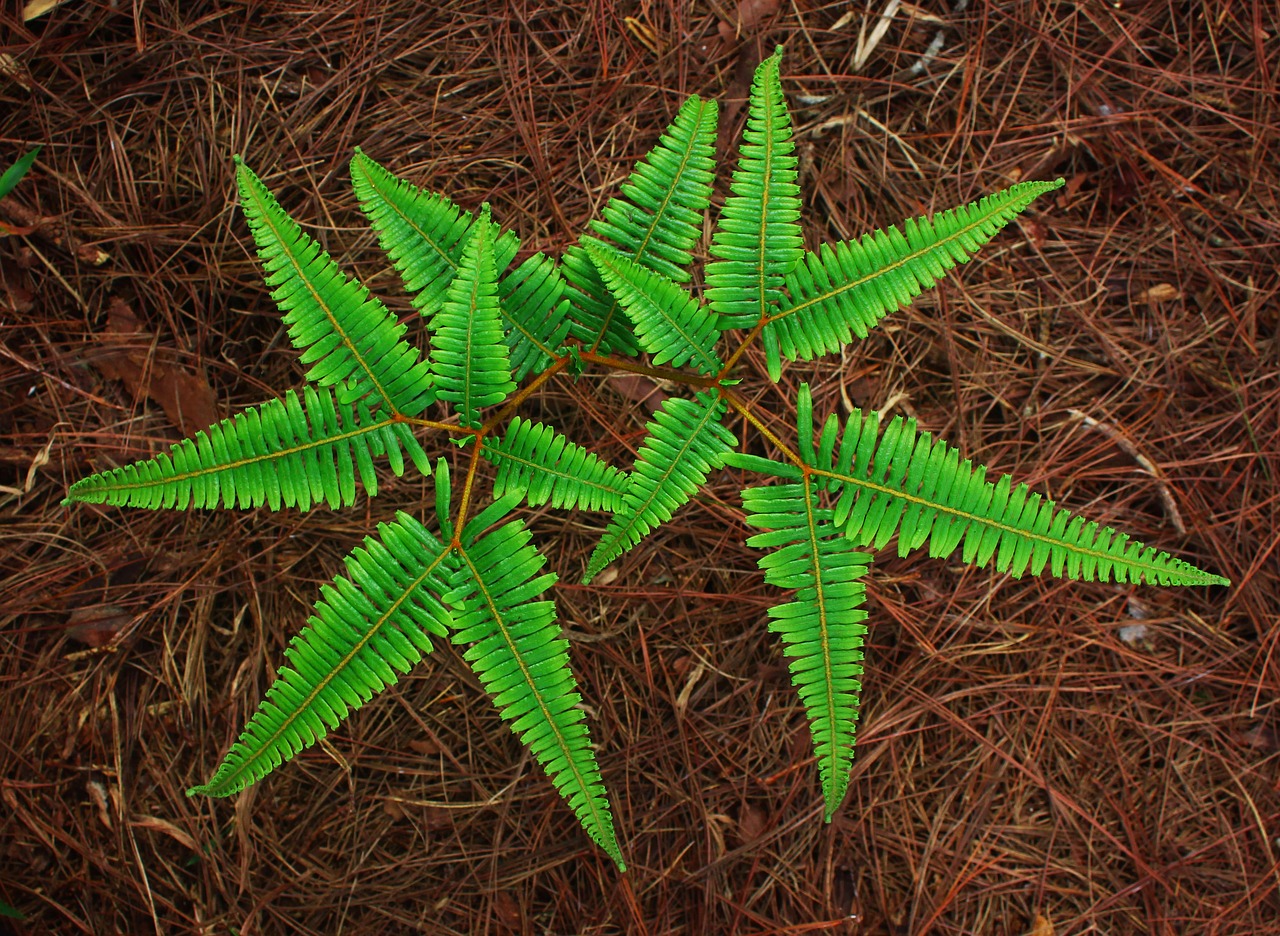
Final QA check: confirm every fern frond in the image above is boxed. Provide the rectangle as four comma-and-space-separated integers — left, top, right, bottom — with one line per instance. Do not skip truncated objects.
563, 94, 718, 353
188, 513, 454, 797
742, 479, 871, 820
795, 386, 1229, 586
584, 241, 722, 376
446, 513, 624, 869
429, 207, 517, 428
705, 48, 804, 361
350, 150, 520, 314
63, 385, 430, 510
235, 158, 434, 416
497, 252, 573, 381
483, 417, 628, 512
584, 390, 736, 583
768, 180, 1064, 370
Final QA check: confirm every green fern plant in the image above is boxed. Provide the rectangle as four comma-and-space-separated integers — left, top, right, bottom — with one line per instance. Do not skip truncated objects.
65, 49, 1227, 872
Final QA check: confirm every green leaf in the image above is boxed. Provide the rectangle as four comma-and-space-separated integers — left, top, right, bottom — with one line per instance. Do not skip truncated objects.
483, 417, 628, 512
0, 145, 41, 201
743, 478, 871, 820
446, 518, 624, 869
187, 513, 454, 797
351, 149, 520, 315
769, 180, 1064, 368
584, 390, 737, 583
796, 385, 1229, 586
429, 206, 517, 428
63, 386, 429, 511
235, 158, 435, 416
705, 48, 804, 362
584, 240, 722, 376
564, 94, 719, 353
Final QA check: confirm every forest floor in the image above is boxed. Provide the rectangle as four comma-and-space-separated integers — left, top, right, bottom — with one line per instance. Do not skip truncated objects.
1, 2, 1277, 934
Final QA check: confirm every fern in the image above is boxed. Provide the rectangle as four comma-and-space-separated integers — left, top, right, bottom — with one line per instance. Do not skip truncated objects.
563, 93, 719, 353
428, 206, 516, 429
782, 385, 1225, 586
770, 181, 1062, 374
64, 49, 1228, 876
446, 498, 623, 867
483, 417, 628, 512
583, 390, 737, 584
65, 385, 430, 510
188, 512, 453, 796
704, 48, 804, 348
742, 479, 872, 819
235, 158, 435, 416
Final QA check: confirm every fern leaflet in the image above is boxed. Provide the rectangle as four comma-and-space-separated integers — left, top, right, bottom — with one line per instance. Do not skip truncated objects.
483, 417, 629, 512
789, 385, 1229, 586
63, 385, 430, 510
446, 507, 623, 868
705, 47, 804, 364
585, 241, 722, 376
429, 207, 516, 428
563, 94, 718, 353
742, 479, 871, 819
235, 158, 434, 416
769, 181, 1064, 369
584, 390, 737, 583
188, 513, 454, 796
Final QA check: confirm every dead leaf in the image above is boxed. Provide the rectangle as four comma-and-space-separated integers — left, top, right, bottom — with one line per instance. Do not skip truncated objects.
1021, 217, 1048, 249
66, 605, 131, 647
130, 815, 197, 851
1026, 914, 1055, 936
738, 803, 768, 843
493, 890, 522, 930
409, 737, 442, 756
608, 374, 668, 413
1138, 283, 1180, 303
23, 0, 74, 21
95, 297, 219, 434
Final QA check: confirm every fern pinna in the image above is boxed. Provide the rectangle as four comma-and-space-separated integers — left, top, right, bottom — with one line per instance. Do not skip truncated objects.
65, 48, 1228, 872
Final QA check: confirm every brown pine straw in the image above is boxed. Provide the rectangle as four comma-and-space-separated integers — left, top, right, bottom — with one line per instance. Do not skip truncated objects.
1, 1, 1276, 933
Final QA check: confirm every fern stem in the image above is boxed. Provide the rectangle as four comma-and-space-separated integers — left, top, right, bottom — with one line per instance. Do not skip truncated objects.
579, 351, 718, 387
723, 387, 805, 469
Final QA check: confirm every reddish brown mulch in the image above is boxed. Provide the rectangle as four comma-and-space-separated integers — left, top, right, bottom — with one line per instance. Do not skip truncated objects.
2, 2, 1277, 933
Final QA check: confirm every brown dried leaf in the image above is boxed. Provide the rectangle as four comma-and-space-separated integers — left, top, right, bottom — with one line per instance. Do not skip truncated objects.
738, 803, 768, 843
1138, 283, 1180, 303
1026, 914, 1055, 936
492, 890, 522, 930
608, 374, 668, 413
66, 605, 130, 647
409, 737, 442, 756
95, 297, 219, 434
130, 815, 197, 851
